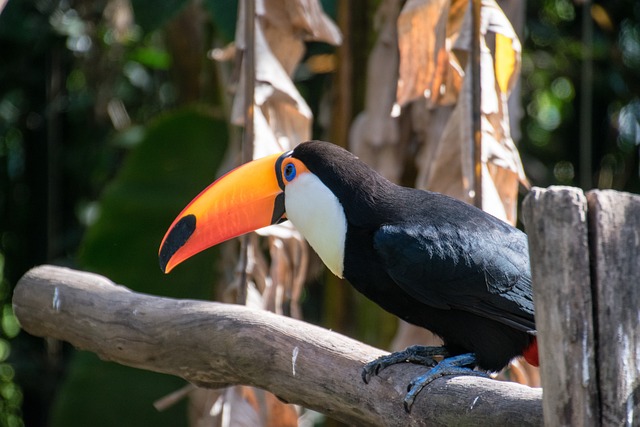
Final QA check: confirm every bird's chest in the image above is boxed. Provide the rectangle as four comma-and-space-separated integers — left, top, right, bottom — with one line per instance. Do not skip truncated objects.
284, 174, 347, 278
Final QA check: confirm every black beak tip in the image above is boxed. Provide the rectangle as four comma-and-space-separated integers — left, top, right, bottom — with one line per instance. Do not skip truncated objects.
158, 214, 197, 273
158, 252, 169, 274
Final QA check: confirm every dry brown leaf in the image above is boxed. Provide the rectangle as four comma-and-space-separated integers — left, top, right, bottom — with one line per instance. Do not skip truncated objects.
240, 386, 299, 427
236, 0, 340, 48
267, 237, 290, 315
396, 0, 449, 106
452, 0, 521, 97
396, 0, 469, 107
188, 387, 260, 427
264, 0, 342, 46
414, 92, 469, 198
231, 20, 313, 154
288, 237, 309, 320
188, 388, 221, 427
232, 0, 341, 158
201, 3, 340, 425
187, 382, 298, 427
496, 359, 541, 388
417, 59, 522, 223
230, 0, 335, 320
409, 0, 527, 224
220, 387, 261, 427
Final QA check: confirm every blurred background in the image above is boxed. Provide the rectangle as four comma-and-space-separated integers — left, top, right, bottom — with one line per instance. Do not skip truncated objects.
0, 0, 639, 426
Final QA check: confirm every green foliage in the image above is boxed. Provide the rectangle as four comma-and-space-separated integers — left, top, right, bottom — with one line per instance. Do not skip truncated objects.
51, 107, 229, 427
0, 254, 22, 427
521, 0, 640, 190
51, 353, 187, 427
77, 107, 228, 297
129, 47, 172, 70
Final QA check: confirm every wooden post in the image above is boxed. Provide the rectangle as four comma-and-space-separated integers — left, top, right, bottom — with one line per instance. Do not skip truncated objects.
524, 186, 640, 426
587, 190, 640, 425
522, 186, 600, 426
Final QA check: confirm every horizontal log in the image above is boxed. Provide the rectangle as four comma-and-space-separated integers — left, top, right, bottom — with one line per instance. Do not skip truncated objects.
13, 265, 542, 426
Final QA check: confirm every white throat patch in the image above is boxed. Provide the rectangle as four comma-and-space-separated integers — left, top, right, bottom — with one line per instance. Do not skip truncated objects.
284, 173, 347, 278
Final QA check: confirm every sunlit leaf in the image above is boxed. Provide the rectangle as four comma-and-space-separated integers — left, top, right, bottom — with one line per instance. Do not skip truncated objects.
129, 47, 171, 69
495, 33, 518, 94
0, 339, 8, 362
1, 306, 19, 339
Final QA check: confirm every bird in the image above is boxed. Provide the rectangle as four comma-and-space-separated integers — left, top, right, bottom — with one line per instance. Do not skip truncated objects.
159, 140, 538, 411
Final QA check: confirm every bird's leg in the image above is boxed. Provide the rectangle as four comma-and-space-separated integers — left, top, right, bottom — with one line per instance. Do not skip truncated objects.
361, 345, 449, 384
403, 353, 489, 412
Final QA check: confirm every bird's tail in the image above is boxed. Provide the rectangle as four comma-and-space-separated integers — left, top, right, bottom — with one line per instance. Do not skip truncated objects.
523, 338, 539, 367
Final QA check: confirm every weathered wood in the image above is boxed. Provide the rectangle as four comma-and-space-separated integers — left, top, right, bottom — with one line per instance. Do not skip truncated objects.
522, 186, 600, 426
13, 265, 542, 427
587, 190, 640, 426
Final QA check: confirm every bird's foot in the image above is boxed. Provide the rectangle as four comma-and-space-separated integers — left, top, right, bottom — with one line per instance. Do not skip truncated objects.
403, 353, 489, 412
361, 345, 449, 384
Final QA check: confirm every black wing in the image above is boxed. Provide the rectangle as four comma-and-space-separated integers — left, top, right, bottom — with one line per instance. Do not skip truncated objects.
373, 220, 535, 334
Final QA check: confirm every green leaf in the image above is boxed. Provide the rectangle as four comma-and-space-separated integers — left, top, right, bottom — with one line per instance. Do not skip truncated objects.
129, 47, 172, 70
77, 106, 228, 299
1, 306, 20, 339
51, 107, 229, 427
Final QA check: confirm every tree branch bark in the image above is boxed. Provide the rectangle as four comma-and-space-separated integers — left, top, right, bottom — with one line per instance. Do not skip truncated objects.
13, 265, 542, 426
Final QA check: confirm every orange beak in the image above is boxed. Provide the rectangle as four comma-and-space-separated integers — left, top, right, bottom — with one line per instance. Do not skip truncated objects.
159, 152, 286, 273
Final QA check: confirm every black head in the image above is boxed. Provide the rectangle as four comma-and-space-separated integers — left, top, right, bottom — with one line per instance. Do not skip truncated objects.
291, 141, 396, 226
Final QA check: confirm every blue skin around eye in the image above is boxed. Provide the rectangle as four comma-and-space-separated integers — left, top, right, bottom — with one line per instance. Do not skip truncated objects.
285, 164, 296, 181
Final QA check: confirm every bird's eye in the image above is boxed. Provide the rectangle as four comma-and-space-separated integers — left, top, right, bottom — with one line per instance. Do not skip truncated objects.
284, 163, 296, 182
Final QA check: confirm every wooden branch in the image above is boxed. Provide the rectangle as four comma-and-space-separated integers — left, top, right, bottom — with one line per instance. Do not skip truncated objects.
13, 265, 542, 426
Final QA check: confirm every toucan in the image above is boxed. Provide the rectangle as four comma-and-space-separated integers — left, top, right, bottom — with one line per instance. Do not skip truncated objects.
159, 140, 538, 411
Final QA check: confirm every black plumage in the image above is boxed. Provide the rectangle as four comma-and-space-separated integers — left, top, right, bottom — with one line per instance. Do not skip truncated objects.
292, 141, 535, 372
